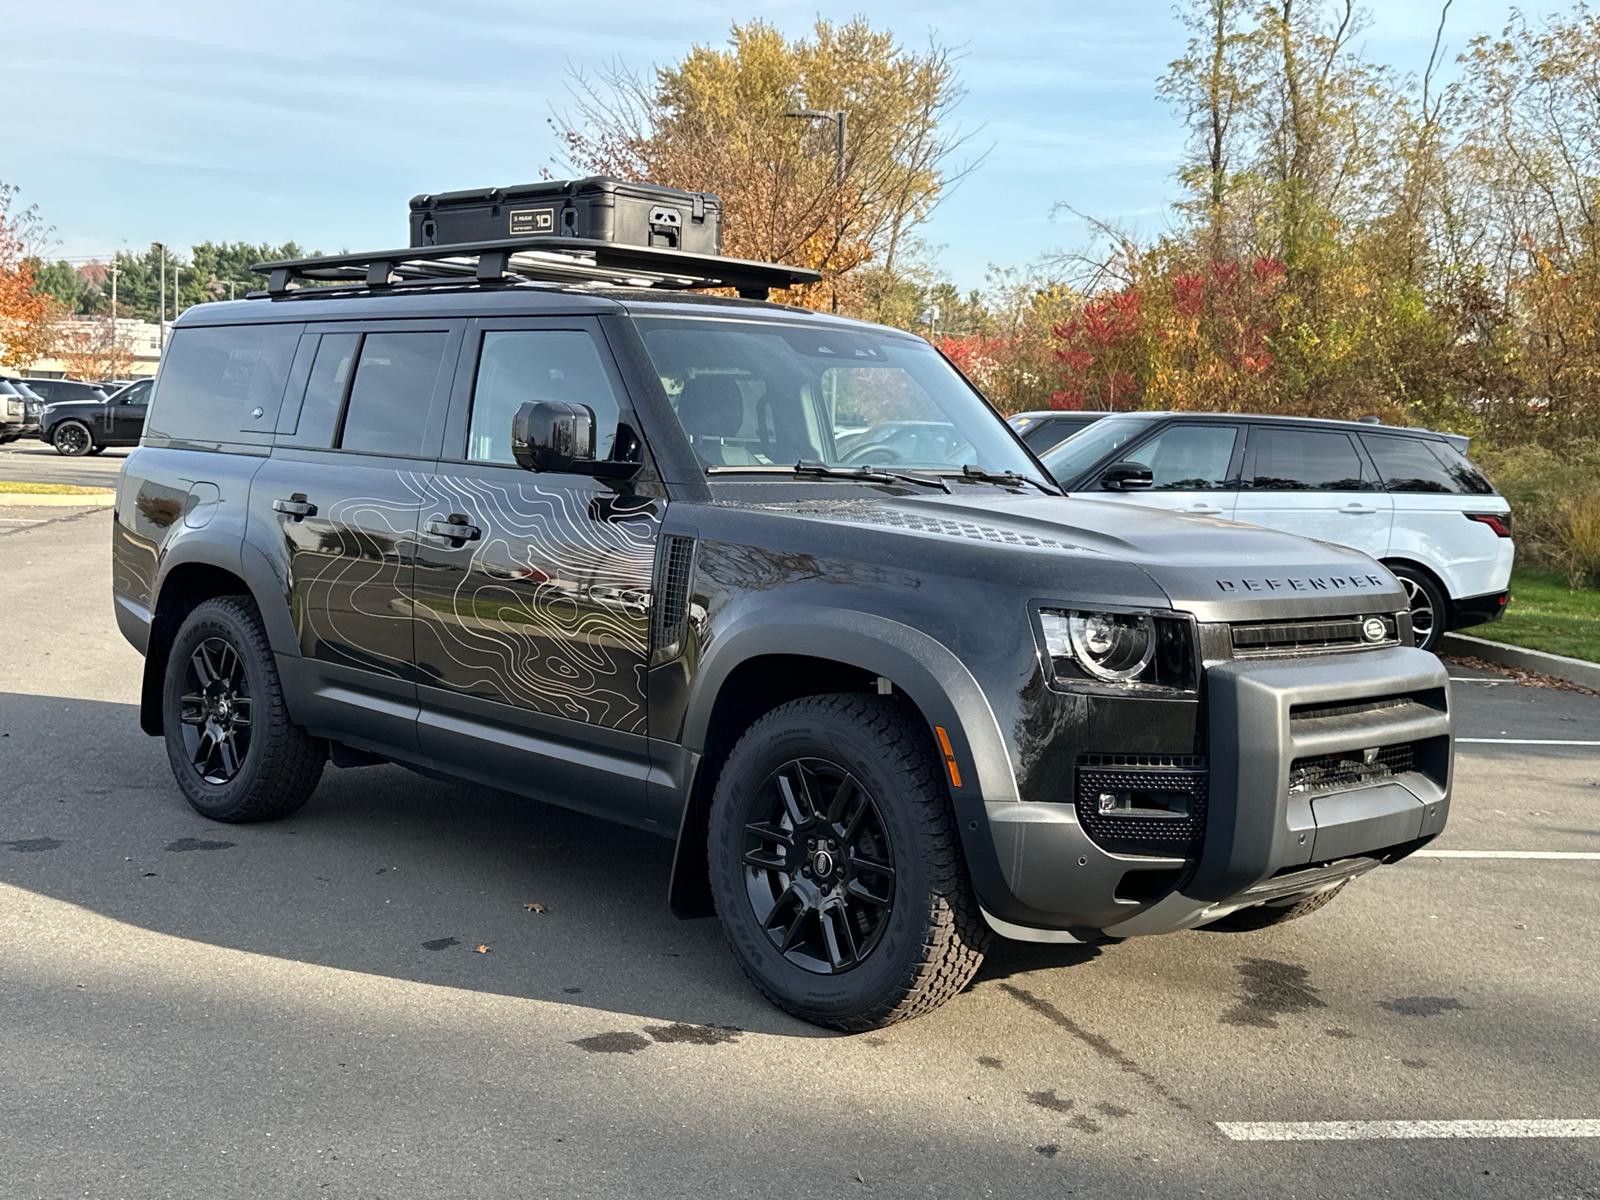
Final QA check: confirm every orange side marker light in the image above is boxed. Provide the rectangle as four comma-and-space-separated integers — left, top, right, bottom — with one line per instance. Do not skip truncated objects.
934, 725, 963, 788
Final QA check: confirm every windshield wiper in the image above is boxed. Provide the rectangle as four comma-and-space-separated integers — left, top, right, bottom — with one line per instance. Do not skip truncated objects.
957, 464, 1060, 495
793, 461, 952, 492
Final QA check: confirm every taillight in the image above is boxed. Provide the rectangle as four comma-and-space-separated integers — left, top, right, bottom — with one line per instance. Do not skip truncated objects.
1466, 512, 1513, 538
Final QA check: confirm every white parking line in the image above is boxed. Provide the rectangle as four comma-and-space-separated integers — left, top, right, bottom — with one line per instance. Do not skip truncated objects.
1216, 1119, 1600, 1141
1413, 850, 1600, 860
1456, 738, 1600, 746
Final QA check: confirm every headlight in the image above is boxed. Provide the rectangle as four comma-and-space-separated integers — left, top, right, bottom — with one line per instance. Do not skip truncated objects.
1037, 607, 1196, 691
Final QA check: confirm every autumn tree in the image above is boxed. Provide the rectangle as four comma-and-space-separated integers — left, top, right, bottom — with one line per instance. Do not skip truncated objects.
56, 316, 136, 380
0, 182, 62, 369
552, 19, 982, 310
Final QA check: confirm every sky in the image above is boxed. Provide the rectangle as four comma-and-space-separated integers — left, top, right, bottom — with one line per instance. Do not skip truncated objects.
1, 0, 1517, 292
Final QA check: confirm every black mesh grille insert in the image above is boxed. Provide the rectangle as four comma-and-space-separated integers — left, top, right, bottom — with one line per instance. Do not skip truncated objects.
1231, 615, 1397, 655
1075, 756, 1208, 858
1289, 743, 1414, 795
650, 535, 695, 657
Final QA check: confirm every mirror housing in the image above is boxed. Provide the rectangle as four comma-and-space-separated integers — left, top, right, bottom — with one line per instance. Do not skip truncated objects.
1099, 461, 1155, 491
511, 401, 644, 479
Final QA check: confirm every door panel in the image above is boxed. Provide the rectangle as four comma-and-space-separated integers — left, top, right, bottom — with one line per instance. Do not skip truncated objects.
1233, 426, 1393, 559
411, 319, 662, 823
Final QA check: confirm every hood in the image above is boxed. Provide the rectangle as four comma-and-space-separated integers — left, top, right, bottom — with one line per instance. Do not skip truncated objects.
804, 490, 1406, 623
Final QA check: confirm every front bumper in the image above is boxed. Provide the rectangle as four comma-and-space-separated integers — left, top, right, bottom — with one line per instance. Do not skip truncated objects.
975, 646, 1451, 940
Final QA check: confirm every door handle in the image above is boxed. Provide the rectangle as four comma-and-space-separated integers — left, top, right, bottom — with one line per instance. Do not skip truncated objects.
273, 495, 317, 519
425, 516, 482, 543
1187, 505, 1223, 515
1340, 505, 1377, 515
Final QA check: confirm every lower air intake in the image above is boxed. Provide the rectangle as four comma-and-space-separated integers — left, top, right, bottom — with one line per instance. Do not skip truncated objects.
1074, 756, 1208, 858
1289, 743, 1415, 795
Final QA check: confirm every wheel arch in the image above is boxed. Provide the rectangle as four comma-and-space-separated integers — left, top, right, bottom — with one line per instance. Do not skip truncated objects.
1379, 556, 1453, 631
666, 608, 1017, 918
141, 540, 300, 737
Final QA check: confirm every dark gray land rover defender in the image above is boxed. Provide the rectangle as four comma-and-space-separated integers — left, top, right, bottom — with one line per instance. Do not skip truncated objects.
111, 229, 1452, 1030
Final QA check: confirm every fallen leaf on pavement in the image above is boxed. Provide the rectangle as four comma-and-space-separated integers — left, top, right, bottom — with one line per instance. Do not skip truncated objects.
474, 945, 491, 953
523, 902, 548, 913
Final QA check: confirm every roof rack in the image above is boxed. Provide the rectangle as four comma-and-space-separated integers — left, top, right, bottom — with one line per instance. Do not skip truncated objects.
251, 236, 821, 301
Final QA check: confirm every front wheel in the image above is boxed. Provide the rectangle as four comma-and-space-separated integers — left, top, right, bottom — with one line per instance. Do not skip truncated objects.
52, 421, 93, 456
162, 595, 326, 822
1388, 564, 1448, 652
708, 694, 988, 1030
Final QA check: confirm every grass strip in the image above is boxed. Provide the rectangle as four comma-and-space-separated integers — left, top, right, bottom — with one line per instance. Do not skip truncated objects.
0, 481, 115, 495
1467, 569, 1600, 663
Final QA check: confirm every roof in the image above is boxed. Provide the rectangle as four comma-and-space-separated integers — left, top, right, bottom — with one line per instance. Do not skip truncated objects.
1040, 408, 1469, 449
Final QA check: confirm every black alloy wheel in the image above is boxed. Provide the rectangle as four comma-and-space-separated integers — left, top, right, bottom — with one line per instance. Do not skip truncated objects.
178, 636, 254, 784
1389, 565, 1447, 652
162, 596, 325, 822
708, 693, 988, 1030
742, 758, 896, 974
52, 420, 92, 456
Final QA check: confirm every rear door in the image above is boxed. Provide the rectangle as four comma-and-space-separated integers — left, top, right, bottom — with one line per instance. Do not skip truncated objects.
1361, 432, 1511, 600
1232, 425, 1393, 557
249, 319, 462, 754
410, 317, 662, 824
111, 379, 152, 443
1068, 421, 1244, 519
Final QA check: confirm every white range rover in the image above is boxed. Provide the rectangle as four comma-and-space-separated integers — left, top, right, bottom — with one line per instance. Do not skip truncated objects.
1041, 412, 1514, 651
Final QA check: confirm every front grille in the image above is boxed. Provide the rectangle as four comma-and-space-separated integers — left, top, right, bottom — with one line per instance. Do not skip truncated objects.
649, 535, 695, 657
1290, 695, 1414, 722
1231, 614, 1397, 656
1075, 756, 1208, 858
1288, 742, 1414, 795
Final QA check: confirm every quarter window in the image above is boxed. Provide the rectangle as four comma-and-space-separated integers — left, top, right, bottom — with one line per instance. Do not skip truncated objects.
1246, 428, 1372, 491
146, 324, 298, 443
1362, 434, 1495, 495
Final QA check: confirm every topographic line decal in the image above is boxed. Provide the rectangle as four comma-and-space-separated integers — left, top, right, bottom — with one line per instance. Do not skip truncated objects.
415, 474, 658, 734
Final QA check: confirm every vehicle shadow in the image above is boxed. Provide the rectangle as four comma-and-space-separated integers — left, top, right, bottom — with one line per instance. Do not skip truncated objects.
0, 690, 827, 1037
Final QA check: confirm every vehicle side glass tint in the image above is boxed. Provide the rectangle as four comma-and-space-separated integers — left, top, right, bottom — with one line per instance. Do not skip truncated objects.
1246, 428, 1371, 491
1122, 424, 1238, 490
285, 333, 360, 448
1360, 434, 1465, 493
466, 330, 621, 464
338, 332, 447, 457
146, 325, 298, 444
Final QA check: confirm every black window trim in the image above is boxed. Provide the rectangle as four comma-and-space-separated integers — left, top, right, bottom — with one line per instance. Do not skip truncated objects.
1061, 416, 1247, 492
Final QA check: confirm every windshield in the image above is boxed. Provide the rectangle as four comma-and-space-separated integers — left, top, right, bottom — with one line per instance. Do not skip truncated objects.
1040, 416, 1153, 484
634, 316, 1038, 477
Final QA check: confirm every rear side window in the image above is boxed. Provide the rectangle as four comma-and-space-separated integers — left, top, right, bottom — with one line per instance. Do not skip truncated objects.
338, 332, 448, 457
1360, 434, 1496, 495
147, 325, 298, 444
1246, 428, 1372, 491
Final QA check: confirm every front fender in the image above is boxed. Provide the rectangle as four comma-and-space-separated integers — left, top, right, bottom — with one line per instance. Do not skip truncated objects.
674, 603, 1021, 918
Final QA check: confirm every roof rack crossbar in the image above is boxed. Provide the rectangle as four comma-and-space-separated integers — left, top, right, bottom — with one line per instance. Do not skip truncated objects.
253, 235, 821, 300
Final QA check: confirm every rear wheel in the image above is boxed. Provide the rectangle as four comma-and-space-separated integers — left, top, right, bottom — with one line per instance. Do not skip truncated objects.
1202, 882, 1348, 931
1388, 564, 1447, 652
52, 421, 92, 456
162, 596, 325, 822
708, 694, 988, 1030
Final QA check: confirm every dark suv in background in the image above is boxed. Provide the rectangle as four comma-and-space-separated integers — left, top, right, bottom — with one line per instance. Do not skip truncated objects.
111, 230, 1453, 1030
37, 377, 151, 456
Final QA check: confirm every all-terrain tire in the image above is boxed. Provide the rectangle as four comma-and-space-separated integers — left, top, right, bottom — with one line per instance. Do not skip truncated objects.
708, 693, 989, 1031
162, 595, 326, 822
1201, 881, 1348, 931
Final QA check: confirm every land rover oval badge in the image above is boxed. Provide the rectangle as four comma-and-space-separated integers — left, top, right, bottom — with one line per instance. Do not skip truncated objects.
1363, 617, 1387, 642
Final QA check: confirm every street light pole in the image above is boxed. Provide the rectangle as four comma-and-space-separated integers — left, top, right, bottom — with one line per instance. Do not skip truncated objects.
155, 243, 166, 353
784, 108, 848, 313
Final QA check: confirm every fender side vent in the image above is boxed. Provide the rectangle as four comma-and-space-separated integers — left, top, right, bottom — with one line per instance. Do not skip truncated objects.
650, 535, 696, 659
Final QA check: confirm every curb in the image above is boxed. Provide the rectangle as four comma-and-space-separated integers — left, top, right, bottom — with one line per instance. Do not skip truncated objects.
1441, 632, 1600, 691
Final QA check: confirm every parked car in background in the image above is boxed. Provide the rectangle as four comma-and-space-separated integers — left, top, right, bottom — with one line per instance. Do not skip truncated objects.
21, 378, 111, 406
1040, 411, 1512, 651
37, 376, 151, 456
1006, 410, 1109, 454
0, 380, 27, 443
0, 377, 46, 441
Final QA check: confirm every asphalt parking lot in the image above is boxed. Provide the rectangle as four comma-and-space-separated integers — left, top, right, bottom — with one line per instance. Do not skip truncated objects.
1, 491, 1596, 1198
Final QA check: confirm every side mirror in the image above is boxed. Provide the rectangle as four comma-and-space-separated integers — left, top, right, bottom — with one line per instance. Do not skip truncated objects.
511, 401, 645, 479
1100, 461, 1155, 491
